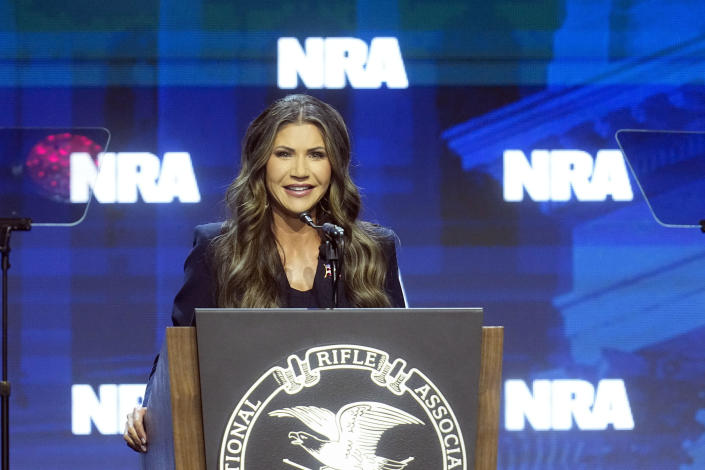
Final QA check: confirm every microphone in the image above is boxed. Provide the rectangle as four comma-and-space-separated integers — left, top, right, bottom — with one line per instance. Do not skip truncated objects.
298, 212, 344, 239
298, 211, 316, 227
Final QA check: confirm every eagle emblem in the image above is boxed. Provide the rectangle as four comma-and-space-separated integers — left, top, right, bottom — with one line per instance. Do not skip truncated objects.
269, 401, 424, 470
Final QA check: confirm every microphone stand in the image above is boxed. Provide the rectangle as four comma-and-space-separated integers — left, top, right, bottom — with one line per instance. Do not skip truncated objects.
0, 218, 31, 470
299, 212, 344, 308
322, 237, 344, 308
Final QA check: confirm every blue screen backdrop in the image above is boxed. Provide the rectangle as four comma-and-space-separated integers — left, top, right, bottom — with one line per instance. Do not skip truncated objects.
1, 1, 705, 468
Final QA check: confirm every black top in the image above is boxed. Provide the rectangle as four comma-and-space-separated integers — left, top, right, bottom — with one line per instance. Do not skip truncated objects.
287, 286, 319, 308
171, 222, 407, 326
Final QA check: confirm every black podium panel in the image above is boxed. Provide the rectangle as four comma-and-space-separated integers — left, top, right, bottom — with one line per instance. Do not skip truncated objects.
196, 308, 483, 470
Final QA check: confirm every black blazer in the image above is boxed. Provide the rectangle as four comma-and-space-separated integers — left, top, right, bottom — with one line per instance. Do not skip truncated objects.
145, 223, 407, 403
171, 222, 407, 326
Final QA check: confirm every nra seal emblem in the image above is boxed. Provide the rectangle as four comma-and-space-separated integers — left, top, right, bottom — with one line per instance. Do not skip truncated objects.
219, 344, 466, 470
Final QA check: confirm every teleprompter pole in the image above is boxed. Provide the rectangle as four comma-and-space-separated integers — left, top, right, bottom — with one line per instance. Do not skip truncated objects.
0, 218, 31, 470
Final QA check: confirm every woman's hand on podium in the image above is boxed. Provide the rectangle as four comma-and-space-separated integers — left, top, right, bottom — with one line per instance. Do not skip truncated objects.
124, 406, 148, 453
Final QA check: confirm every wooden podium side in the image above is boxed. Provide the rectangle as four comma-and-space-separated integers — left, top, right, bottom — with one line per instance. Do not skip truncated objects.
474, 326, 504, 470
143, 326, 503, 470
142, 327, 206, 470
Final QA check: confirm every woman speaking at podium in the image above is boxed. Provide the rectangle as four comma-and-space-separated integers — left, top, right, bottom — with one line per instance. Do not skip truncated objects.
124, 94, 406, 452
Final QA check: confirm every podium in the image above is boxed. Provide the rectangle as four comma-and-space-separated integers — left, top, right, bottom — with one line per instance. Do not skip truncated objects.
143, 309, 503, 470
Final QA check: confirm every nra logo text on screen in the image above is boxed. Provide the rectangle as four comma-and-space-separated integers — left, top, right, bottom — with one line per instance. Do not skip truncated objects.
278, 37, 408, 89
504, 379, 634, 432
70, 152, 201, 204
503, 149, 633, 202
72, 384, 144, 435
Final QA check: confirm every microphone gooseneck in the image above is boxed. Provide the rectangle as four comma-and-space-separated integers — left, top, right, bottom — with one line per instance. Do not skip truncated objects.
298, 211, 344, 238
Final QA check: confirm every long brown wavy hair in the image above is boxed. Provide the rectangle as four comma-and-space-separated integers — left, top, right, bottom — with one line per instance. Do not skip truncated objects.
211, 94, 392, 308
